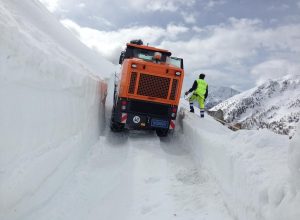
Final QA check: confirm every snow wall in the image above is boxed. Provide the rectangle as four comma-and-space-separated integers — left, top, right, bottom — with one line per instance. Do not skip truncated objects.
181, 107, 300, 220
0, 1, 115, 219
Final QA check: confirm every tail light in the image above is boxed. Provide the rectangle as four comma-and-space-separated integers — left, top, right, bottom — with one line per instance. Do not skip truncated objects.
121, 100, 127, 110
171, 106, 177, 118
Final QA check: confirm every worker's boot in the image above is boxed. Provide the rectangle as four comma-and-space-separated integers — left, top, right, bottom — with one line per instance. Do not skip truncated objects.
200, 109, 205, 118
189, 103, 194, 113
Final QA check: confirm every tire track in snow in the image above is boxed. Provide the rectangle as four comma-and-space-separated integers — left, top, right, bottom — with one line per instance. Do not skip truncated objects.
23, 130, 233, 220
125, 131, 233, 220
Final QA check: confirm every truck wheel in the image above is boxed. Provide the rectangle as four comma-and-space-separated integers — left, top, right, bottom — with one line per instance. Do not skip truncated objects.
110, 107, 125, 132
110, 119, 125, 132
156, 128, 169, 137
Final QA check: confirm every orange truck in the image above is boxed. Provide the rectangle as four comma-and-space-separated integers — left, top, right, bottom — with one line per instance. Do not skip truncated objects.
110, 40, 184, 137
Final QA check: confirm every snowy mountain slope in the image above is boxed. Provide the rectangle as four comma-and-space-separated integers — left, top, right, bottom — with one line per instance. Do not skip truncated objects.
206, 86, 240, 109
0, 0, 115, 218
210, 75, 300, 136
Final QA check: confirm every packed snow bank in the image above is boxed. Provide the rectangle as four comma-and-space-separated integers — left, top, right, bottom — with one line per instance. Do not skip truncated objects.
290, 124, 300, 194
180, 102, 300, 220
269, 124, 300, 220
0, 0, 115, 219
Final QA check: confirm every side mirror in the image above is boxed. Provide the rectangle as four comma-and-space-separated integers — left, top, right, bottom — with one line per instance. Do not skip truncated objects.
180, 58, 184, 69
119, 51, 125, 65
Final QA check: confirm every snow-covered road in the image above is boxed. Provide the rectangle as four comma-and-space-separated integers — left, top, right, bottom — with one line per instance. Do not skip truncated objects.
24, 126, 232, 220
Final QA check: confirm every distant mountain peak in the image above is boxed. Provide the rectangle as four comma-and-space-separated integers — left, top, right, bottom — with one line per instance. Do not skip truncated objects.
205, 85, 240, 109
210, 75, 300, 137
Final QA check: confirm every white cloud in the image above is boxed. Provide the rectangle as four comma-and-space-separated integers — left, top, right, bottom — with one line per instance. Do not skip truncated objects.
192, 26, 204, 33
160, 18, 263, 69
61, 19, 189, 63
166, 24, 189, 37
181, 12, 196, 24
251, 60, 300, 85
37, 0, 300, 90
61, 17, 300, 90
204, 0, 226, 10
161, 18, 300, 88
88, 16, 114, 28
39, 0, 60, 12
127, 0, 195, 12
268, 3, 290, 11
259, 24, 300, 53
77, 3, 86, 8
39, 0, 196, 14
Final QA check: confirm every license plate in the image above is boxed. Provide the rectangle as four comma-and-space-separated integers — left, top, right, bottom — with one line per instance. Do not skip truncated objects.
151, 119, 169, 128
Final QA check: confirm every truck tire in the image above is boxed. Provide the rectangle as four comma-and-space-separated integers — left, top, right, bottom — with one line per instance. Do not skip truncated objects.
110, 107, 125, 132
110, 119, 125, 132
156, 128, 169, 137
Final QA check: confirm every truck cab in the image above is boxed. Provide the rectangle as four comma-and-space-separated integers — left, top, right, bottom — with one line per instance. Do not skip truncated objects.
111, 40, 184, 137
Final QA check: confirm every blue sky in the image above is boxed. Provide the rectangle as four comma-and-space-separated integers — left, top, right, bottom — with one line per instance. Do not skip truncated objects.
39, 0, 300, 91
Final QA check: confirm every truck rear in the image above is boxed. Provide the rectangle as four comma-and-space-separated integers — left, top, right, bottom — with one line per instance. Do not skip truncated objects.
110, 40, 184, 137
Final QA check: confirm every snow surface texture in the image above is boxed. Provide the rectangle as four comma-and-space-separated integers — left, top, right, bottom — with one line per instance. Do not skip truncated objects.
0, 0, 114, 218
211, 75, 300, 137
4, 95, 299, 220
19, 132, 234, 220
205, 86, 240, 109
180, 101, 300, 220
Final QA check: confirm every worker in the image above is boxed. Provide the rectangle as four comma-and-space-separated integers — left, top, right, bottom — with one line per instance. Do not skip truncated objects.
185, 73, 208, 118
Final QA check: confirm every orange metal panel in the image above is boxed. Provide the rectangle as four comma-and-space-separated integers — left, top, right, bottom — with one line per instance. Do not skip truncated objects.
118, 57, 184, 106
